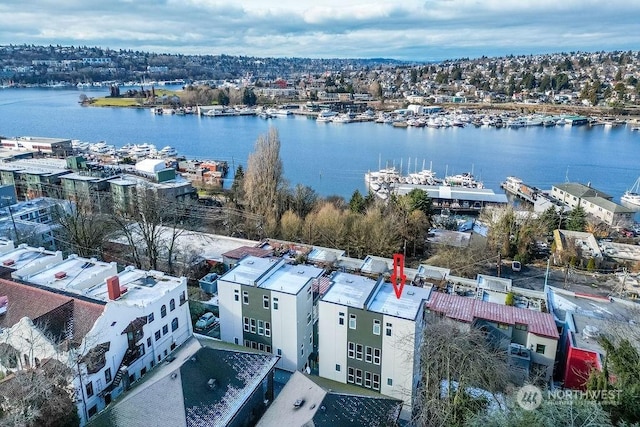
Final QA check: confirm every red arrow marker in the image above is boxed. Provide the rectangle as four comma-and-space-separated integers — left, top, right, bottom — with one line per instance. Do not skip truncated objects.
391, 253, 406, 299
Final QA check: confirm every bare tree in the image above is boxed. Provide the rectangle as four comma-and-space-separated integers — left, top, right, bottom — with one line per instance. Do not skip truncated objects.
413, 319, 512, 427
243, 128, 286, 225
53, 200, 114, 257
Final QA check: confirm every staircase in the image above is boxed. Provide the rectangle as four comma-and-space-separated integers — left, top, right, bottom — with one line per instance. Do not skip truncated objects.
111, 365, 128, 388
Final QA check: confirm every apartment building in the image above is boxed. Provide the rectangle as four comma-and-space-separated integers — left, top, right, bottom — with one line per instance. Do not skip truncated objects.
217, 255, 324, 371
318, 272, 432, 419
2, 248, 192, 425
551, 182, 634, 226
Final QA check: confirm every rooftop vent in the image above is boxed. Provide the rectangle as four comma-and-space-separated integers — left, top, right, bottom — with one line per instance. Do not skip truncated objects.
207, 378, 217, 390
2, 259, 15, 266
170, 372, 178, 380
54, 271, 67, 280
407, 291, 415, 296
293, 399, 305, 409
583, 325, 600, 339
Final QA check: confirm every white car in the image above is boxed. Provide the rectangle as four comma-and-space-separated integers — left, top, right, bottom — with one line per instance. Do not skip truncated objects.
511, 261, 522, 272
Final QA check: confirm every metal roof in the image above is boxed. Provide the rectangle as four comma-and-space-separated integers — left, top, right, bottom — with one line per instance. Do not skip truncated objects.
427, 292, 559, 339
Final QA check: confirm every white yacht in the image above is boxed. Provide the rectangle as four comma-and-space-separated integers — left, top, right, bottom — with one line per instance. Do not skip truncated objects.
158, 146, 178, 157
316, 109, 338, 122
621, 177, 640, 208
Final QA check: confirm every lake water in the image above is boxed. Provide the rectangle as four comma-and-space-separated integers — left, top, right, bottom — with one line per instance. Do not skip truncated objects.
1, 87, 639, 219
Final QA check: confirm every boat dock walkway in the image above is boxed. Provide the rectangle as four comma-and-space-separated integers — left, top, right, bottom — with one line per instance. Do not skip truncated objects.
500, 176, 541, 204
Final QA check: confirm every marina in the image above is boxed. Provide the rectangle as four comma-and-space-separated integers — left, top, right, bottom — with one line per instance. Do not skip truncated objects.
0, 87, 639, 218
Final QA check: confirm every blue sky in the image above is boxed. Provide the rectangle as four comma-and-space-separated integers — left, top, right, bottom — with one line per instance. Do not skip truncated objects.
1, 0, 638, 61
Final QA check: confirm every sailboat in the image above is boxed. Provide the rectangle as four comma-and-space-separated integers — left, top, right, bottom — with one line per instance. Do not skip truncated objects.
621, 177, 640, 208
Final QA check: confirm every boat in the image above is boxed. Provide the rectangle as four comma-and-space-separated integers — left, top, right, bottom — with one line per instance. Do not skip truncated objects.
444, 172, 484, 189
332, 113, 354, 124
621, 177, 640, 208
129, 143, 157, 158
316, 109, 338, 122
158, 146, 178, 157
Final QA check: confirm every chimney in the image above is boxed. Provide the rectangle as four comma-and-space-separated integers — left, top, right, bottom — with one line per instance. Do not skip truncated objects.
0, 295, 7, 315
106, 276, 121, 300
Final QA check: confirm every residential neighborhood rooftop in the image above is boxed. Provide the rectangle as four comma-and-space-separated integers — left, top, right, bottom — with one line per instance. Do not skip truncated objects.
259, 262, 324, 295
321, 272, 379, 309
368, 282, 432, 320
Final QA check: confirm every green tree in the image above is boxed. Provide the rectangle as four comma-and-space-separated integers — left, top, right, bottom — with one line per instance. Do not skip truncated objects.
348, 189, 366, 214
566, 206, 587, 232
228, 164, 245, 207
242, 87, 257, 106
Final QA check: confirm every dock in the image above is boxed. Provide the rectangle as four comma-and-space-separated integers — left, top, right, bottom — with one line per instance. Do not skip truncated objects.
501, 176, 541, 204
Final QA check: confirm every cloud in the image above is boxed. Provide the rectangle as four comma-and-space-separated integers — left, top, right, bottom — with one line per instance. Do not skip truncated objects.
0, 0, 638, 60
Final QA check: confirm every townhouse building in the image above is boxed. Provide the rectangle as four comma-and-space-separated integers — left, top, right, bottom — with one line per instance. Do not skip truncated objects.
217, 255, 324, 372
318, 272, 432, 419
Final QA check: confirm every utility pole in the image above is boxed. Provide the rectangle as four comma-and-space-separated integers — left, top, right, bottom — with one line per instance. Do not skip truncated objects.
1, 196, 18, 244
497, 252, 502, 277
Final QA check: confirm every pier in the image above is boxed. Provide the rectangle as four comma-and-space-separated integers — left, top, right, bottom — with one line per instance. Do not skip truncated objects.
501, 176, 541, 204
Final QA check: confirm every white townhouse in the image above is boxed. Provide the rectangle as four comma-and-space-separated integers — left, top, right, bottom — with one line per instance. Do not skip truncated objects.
217, 255, 324, 372
318, 271, 432, 419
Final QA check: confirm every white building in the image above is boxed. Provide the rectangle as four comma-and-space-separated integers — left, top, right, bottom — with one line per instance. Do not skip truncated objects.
318, 271, 432, 419
217, 255, 324, 372
551, 182, 634, 226
2, 249, 192, 425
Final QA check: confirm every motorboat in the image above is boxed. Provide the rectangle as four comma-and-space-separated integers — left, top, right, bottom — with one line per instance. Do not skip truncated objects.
621, 177, 640, 208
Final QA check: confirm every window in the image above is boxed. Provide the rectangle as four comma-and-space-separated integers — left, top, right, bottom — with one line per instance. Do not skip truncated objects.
373, 374, 380, 390
301, 344, 304, 356
250, 318, 256, 333
373, 348, 381, 365
356, 344, 363, 360
348, 367, 354, 383
514, 324, 527, 331
336, 364, 341, 372
243, 291, 249, 305
85, 381, 94, 397
252, 342, 258, 350
355, 369, 362, 385
339, 312, 345, 325
365, 346, 373, 363
161, 305, 167, 318
155, 330, 161, 341
263, 295, 269, 309
265, 322, 271, 337
277, 348, 282, 356
162, 324, 168, 335
171, 318, 179, 332
497, 323, 509, 330
386, 322, 392, 336
234, 290, 239, 302
147, 337, 152, 348
259, 343, 265, 351
266, 345, 271, 353
348, 342, 355, 359
307, 312, 312, 324
88, 405, 98, 417
244, 340, 250, 347
148, 312, 155, 323
387, 378, 393, 386
273, 297, 279, 310
234, 338, 239, 345
258, 320, 264, 335
365, 371, 372, 388
243, 317, 250, 332
373, 319, 381, 335
179, 291, 186, 306
536, 344, 546, 355
349, 314, 357, 329
105, 368, 112, 384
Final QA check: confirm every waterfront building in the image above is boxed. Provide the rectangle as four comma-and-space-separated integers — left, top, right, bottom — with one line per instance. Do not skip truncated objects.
2, 248, 192, 425
551, 182, 634, 226
0, 136, 73, 157
0, 158, 71, 199
217, 255, 324, 372
0, 196, 69, 249
318, 272, 431, 419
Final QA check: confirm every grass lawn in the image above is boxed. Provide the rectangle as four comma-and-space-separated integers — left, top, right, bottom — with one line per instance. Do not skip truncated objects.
90, 88, 181, 107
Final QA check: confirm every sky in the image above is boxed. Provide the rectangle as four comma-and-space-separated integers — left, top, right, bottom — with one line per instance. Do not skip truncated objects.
1, 0, 639, 61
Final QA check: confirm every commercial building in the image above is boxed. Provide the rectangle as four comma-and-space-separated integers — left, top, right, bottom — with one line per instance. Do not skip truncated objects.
318, 272, 431, 418
217, 255, 324, 371
551, 182, 634, 226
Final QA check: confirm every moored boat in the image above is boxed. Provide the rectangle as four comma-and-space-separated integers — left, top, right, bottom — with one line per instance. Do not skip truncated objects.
621, 177, 640, 208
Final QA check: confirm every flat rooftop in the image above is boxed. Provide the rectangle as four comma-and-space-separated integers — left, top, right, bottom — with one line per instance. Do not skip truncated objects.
219, 256, 280, 287
321, 272, 378, 309
0, 246, 59, 271
368, 283, 432, 321
84, 267, 185, 304
259, 262, 323, 295
22, 254, 117, 292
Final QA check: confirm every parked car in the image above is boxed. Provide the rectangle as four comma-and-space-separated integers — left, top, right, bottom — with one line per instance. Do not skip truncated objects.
195, 312, 218, 330
511, 261, 522, 272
